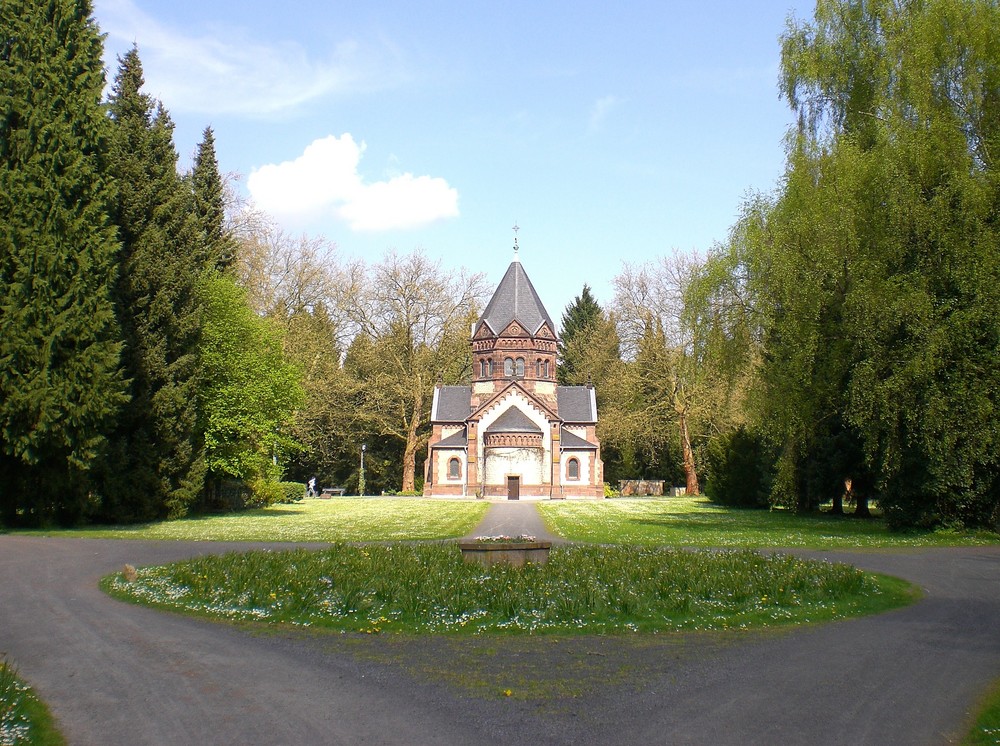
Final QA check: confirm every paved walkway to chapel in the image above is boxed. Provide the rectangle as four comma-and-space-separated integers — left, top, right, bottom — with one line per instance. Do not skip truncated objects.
462, 499, 563, 542
1, 506, 999, 745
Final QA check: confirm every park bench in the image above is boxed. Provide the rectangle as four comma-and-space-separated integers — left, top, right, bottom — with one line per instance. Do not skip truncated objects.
320, 487, 346, 498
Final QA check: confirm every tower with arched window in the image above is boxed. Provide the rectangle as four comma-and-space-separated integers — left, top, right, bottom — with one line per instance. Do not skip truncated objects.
424, 239, 603, 499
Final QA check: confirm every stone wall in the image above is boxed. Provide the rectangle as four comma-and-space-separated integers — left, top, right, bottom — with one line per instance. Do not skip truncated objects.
619, 479, 665, 496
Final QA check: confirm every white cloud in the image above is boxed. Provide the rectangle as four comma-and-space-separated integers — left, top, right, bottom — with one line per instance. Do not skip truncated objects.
589, 95, 623, 132
248, 134, 459, 232
94, 0, 405, 115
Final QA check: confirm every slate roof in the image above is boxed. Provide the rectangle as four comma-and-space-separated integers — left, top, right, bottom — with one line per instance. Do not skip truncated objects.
557, 386, 597, 423
431, 386, 472, 422
431, 428, 468, 449
485, 406, 542, 433
560, 428, 598, 450
476, 259, 556, 337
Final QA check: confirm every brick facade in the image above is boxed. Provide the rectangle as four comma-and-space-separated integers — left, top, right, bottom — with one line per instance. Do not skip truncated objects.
424, 250, 603, 500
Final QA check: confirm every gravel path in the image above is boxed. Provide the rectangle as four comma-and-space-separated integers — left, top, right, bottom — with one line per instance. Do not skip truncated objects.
2, 506, 999, 745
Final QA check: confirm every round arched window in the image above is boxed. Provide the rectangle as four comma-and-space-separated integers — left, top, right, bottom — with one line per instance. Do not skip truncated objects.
448, 457, 461, 479
515, 357, 525, 377
504, 357, 514, 376
567, 458, 580, 480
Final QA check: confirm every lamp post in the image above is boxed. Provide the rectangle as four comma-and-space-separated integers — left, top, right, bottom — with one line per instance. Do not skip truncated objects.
359, 443, 366, 497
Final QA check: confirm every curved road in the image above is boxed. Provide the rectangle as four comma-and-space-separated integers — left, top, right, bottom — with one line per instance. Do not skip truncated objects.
1, 509, 999, 745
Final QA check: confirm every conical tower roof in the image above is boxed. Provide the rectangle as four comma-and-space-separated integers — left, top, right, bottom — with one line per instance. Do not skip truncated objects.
476, 255, 556, 337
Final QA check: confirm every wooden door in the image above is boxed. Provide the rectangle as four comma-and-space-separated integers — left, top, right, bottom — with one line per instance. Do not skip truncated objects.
507, 476, 520, 501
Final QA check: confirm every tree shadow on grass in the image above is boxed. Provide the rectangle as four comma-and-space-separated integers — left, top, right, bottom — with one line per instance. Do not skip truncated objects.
23, 507, 311, 535
230, 508, 308, 518
630, 510, 894, 536
628, 517, 891, 545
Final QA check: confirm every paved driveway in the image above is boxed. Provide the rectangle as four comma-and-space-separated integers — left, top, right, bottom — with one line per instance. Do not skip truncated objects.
1, 528, 998, 745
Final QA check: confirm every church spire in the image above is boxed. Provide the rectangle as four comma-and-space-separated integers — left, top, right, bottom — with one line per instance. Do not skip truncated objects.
475, 235, 555, 338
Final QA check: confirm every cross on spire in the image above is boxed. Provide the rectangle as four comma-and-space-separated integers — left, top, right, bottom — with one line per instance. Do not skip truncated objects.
512, 222, 520, 261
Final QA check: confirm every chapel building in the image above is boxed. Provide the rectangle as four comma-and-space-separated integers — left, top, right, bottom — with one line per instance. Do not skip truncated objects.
423, 244, 604, 499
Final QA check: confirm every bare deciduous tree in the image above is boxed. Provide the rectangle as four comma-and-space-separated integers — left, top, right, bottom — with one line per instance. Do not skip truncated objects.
611, 250, 705, 495
344, 250, 489, 492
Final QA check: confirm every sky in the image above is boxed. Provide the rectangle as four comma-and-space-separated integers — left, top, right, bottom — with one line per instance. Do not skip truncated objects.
92, 0, 816, 320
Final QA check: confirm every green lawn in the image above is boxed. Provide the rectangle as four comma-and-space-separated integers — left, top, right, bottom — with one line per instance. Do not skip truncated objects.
540, 497, 1000, 548
0, 659, 65, 746
12, 498, 488, 543
11, 496, 998, 548
104, 543, 916, 635
965, 677, 1000, 745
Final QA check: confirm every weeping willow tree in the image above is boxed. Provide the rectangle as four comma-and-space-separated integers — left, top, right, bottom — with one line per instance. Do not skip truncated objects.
723, 0, 1000, 528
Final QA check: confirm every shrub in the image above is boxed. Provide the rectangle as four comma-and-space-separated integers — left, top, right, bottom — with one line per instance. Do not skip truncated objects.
246, 479, 284, 508
704, 427, 775, 508
211, 479, 253, 511
604, 482, 621, 498
278, 482, 305, 503
208, 479, 294, 511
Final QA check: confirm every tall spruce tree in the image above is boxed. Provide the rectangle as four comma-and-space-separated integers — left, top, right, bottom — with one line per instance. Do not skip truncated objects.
96, 48, 206, 520
192, 127, 237, 273
557, 285, 604, 384
0, 0, 126, 525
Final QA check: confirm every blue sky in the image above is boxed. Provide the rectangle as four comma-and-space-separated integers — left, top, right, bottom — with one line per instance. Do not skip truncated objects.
93, 0, 814, 319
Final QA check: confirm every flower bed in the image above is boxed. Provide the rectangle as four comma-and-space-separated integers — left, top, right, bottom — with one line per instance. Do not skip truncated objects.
458, 536, 552, 567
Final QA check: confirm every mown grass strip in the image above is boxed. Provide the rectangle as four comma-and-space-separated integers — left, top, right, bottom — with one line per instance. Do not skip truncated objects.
540, 497, 1000, 548
12, 498, 488, 543
104, 544, 917, 635
964, 677, 1000, 745
0, 659, 65, 746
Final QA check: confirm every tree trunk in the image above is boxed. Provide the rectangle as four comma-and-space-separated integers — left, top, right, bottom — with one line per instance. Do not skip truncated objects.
832, 478, 851, 515
679, 411, 700, 496
854, 492, 871, 518
401, 389, 423, 493
830, 489, 845, 515
830, 493, 844, 515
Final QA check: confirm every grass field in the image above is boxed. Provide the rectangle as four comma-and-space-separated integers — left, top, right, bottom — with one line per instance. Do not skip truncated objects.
540, 497, 1000, 548
104, 543, 916, 635
0, 659, 65, 746
965, 677, 1000, 745
11, 498, 488, 543
11, 495, 998, 548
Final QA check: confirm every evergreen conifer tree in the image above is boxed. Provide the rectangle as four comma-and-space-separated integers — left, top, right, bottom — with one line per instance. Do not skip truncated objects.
557, 285, 604, 384
192, 127, 237, 273
0, 0, 126, 525
97, 48, 207, 520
